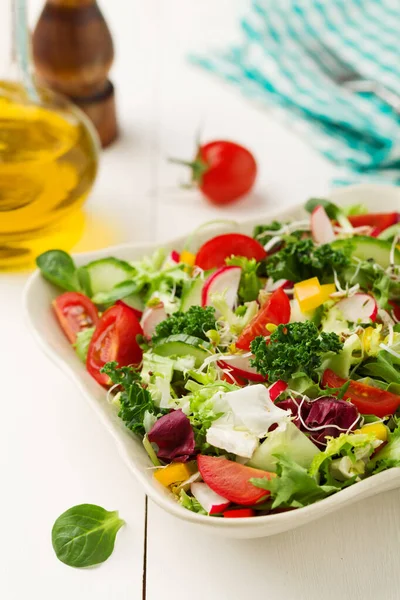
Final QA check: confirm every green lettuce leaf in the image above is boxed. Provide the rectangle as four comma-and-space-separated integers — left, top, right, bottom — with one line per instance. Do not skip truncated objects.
73, 327, 95, 363
251, 455, 338, 509
368, 423, 400, 474
225, 256, 262, 303
179, 490, 207, 515
309, 432, 378, 483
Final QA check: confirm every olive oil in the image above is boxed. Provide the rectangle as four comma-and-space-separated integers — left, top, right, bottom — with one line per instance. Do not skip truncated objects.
0, 82, 99, 269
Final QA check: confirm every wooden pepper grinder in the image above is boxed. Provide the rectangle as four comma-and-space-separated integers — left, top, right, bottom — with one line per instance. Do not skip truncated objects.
32, 0, 118, 147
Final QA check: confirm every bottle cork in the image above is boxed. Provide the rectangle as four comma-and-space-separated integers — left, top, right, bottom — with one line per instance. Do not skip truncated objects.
32, 0, 118, 147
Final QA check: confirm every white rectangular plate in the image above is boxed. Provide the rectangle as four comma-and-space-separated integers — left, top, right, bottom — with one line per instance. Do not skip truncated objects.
24, 184, 400, 538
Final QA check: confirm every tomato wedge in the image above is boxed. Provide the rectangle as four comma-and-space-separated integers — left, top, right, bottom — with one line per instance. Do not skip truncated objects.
194, 233, 267, 270
236, 288, 291, 351
53, 292, 99, 344
197, 455, 274, 506
322, 369, 400, 417
87, 304, 143, 386
348, 213, 398, 236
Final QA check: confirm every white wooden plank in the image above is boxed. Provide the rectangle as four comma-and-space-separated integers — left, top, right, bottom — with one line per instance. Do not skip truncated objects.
0, 277, 146, 600
146, 490, 400, 600
1, 0, 165, 597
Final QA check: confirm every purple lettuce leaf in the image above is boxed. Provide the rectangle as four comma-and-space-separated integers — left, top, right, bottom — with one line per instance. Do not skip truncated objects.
148, 409, 196, 462
278, 396, 359, 447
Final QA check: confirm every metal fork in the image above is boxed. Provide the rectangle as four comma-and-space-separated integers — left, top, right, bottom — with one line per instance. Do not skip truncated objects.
304, 41, 400, 115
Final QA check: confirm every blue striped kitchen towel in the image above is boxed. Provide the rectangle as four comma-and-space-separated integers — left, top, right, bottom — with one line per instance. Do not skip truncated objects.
191, 0, 400, 185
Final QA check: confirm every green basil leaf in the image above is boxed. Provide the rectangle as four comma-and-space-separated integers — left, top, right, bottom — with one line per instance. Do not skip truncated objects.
52, 504, 125, 568
36, 250, 80, 292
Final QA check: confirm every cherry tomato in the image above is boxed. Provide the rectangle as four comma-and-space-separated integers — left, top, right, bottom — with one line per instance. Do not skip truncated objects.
87, 304, 143, 386
174, 140, 257, 205
116, 299, 143, 320
322, 369, 400, 417
195, 233, 266, 271
348, 213, 399, 236
53, 292, 99, 344
236, 288, 291, 351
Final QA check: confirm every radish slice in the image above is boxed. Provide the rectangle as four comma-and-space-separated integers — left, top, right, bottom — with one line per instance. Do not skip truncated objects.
218, 354, 266, 383
335, 293, 378, 324
170, 250, 180, 263
190, 482, 231, 515
202, 266, 241, 310
265, 278, 292, 293
311, 205, 335, 244
269, 380, 288, 401
140, 302, 168, 339
162, 250, 180, 269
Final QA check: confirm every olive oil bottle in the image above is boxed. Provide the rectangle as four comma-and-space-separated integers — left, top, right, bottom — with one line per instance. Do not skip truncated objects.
0, 1, 99, 269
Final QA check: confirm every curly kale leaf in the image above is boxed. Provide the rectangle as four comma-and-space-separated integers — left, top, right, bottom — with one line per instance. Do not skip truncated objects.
101, 362, 157, 436
152, 305, 217, 343
266, 239, 350, 283
253, 221, 303, 246
250, 321, 343, 382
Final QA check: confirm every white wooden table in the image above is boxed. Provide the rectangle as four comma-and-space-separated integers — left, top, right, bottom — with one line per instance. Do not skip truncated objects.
2, 1, 400, 599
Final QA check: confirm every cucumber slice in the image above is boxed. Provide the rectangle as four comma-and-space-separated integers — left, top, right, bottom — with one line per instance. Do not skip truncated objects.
378, 224, 400, 241
332, 236, 400, 268
180, 278, 203, 312
78, 258, 135, 297
153, 334, 211, 367
121, 293, 145, 312
248, 422, 319, 472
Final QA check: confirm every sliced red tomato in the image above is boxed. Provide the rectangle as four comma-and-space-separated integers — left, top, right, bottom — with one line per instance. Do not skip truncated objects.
223, 508, 255, 518
348, 213, 398, 236
87, 304, 143, 386
116, 299, 143, 320
197, 455, 274, 506
194, 233, 266, 270
236, 288, 291, 351
52, 292, 99, 344
269, 380, 288, 401
322, 369, 400, 417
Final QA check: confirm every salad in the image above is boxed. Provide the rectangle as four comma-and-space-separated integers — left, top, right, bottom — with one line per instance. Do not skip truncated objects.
37, 199, 400, 519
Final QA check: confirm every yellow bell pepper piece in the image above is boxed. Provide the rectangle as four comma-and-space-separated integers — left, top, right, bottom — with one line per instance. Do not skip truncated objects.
319, 283, 336, 304
154, 462, 192, 487
294, 278, 336, 312
180, 250, 196, 266
358, 422, 388, 442
294, 277, 320, 312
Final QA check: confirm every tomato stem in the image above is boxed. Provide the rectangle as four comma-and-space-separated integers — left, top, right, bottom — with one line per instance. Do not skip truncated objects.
168, 155, 209, 184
